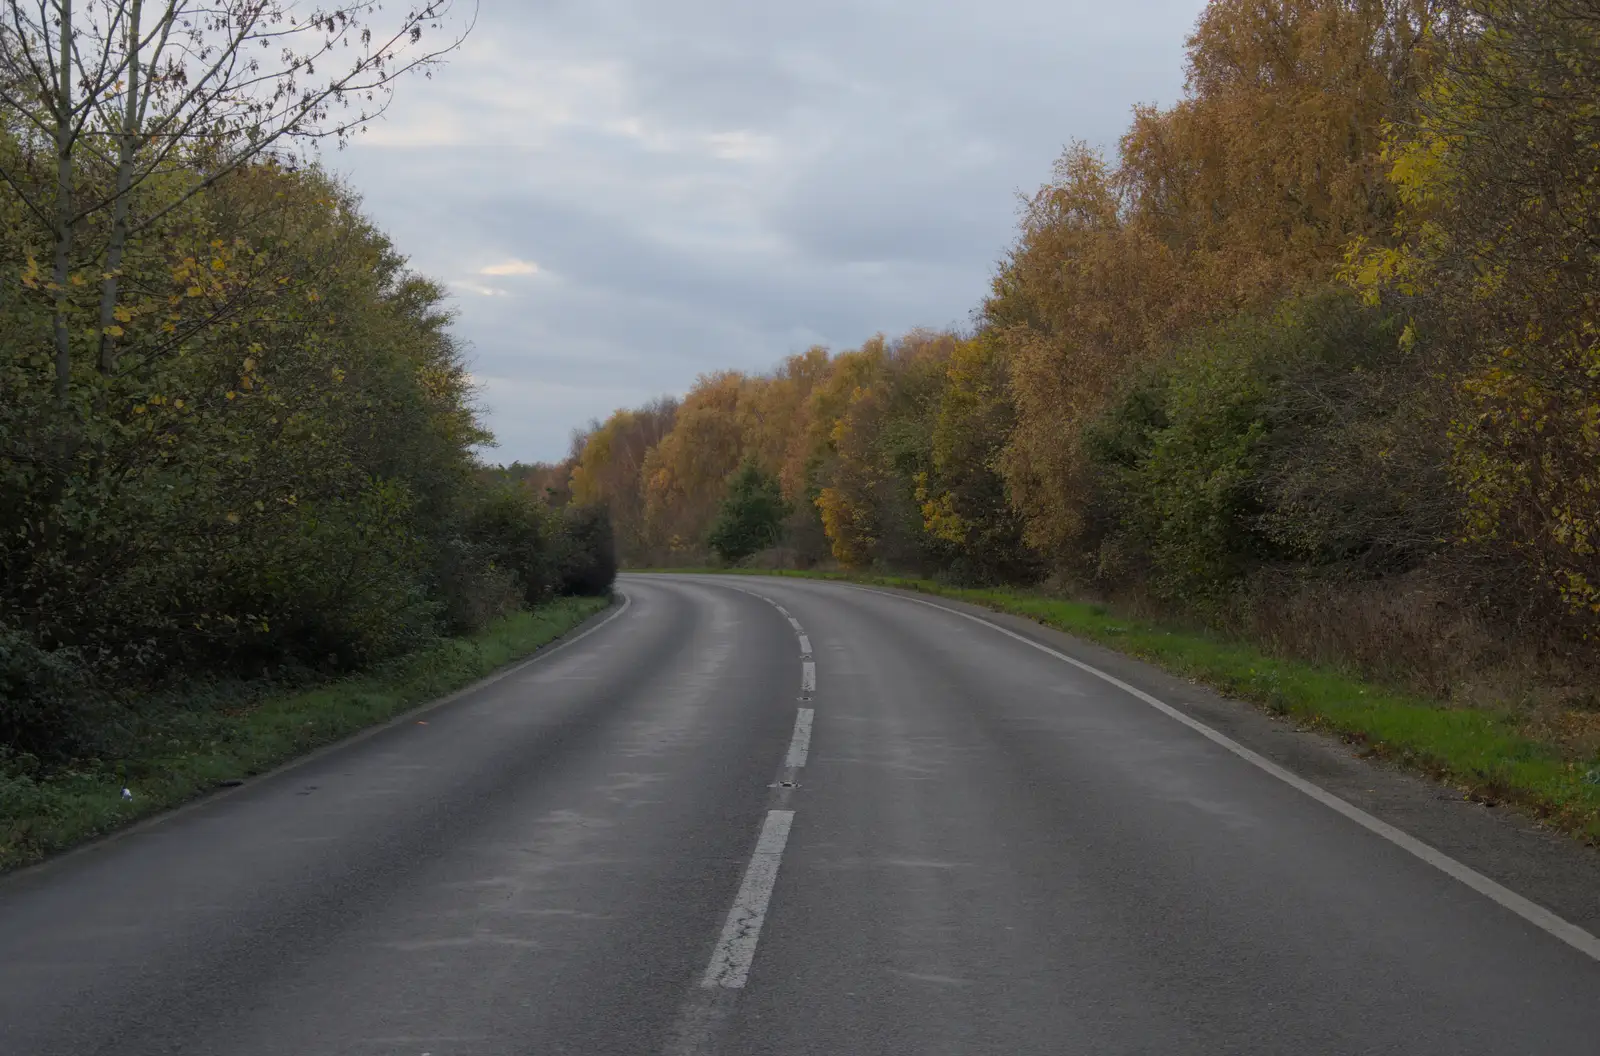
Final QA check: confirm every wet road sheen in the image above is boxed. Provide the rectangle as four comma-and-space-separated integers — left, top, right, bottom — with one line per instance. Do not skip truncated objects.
3, 574, 1598, 1055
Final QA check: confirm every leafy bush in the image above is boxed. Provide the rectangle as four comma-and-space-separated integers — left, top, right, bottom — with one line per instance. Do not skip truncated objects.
0, 153, 600, 763
0, 163, 490, 677
0, 626, 98, 759
440, 485, 621, 627
434, 537, 522, 635
462, 484, 561, 607
555, 504, 618, 596
1086, 289, 1447, 603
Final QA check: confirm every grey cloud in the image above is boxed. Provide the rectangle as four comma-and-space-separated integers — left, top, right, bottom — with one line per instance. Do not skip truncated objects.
335, 0, 1208, 461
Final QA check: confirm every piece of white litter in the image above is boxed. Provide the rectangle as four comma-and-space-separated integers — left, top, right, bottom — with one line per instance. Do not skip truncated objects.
121, 787, 133, 800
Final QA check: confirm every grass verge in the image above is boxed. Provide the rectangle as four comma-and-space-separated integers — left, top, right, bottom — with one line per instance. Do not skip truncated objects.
0, 596, 612, 871
642, 568, 1600, 842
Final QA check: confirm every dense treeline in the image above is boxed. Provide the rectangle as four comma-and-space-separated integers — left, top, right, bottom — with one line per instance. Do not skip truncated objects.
565, 0, 1600, 696
1, 2, 613, 762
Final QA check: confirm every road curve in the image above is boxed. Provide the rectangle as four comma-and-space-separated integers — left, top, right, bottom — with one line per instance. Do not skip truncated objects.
3, 573, 1600, 1055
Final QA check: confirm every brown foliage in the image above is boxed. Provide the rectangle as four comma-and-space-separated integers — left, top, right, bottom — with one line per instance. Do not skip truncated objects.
641, 373, 748, 557
993, 0, 1438, 564
552, 0, 1600, 726
570, 398, 678, 560
1366, 0, 1600, 629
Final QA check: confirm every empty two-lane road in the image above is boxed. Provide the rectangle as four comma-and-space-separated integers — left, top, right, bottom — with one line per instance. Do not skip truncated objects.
4, 574, 1600, 1055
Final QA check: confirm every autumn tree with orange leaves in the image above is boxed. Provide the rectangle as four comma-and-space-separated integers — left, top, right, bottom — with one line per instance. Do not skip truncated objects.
565, 0, 1600, 681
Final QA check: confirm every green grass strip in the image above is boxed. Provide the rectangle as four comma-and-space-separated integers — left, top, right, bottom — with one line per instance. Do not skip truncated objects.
0, 596, 612, 871
640, 568, 1600, 841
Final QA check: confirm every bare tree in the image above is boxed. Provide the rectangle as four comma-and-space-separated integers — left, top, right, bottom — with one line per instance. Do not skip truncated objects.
0, 0, 474, 404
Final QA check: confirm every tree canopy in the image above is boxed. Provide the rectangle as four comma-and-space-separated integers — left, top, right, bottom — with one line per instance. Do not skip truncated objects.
567, 0, 1600, 665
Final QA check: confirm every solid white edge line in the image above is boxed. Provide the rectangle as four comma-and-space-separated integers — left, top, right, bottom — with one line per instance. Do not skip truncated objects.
507, 592, 633, 671
702, 809, 796, 988
849, 584, 1600, 963
797, 634, 812, 655
800, 661, 816, 693
786, 708, 815, 768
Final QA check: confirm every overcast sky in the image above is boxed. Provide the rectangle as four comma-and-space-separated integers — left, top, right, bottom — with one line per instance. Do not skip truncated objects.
332, 0, 1209, 464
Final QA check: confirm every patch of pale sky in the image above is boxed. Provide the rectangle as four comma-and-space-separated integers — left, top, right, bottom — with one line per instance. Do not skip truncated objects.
704, 130, 781, 164
449, 281, 511, 297
333, 0, 1211, 462
480, 259, 541, 277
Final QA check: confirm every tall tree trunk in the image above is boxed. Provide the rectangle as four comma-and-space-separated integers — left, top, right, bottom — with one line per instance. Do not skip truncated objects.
97, 0, 143, 377
51, 0, 75, 407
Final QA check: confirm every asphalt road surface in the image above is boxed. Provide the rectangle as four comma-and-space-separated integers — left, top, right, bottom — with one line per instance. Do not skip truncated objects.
5, 573, 1600, 1055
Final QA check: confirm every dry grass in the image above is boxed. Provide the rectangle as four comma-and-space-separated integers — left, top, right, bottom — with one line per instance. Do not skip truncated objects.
1223, 573, 1600, 765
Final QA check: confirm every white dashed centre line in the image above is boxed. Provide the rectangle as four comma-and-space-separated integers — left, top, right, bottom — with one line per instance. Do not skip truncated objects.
786, 709, 814, 767
674, 581, 819, 1013
701, 809, 795, 988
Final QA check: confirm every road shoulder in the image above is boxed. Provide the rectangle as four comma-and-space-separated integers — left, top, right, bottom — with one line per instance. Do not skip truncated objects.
2, 595, 620, 874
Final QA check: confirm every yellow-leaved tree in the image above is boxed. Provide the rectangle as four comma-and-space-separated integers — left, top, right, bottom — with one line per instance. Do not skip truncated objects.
642, 372, 749, 557
995, 0, 1436, 567
1350, 0, 1600, 626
